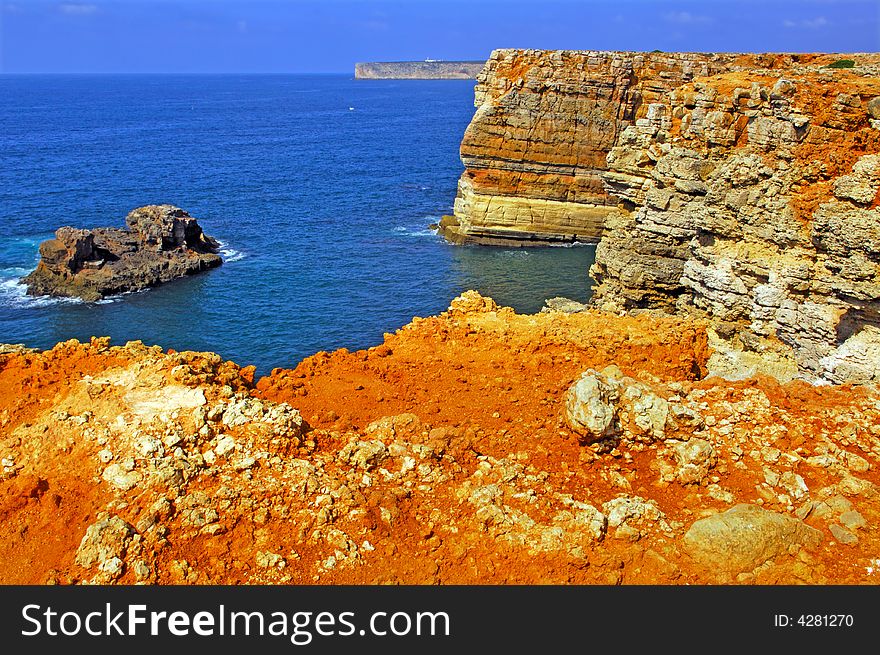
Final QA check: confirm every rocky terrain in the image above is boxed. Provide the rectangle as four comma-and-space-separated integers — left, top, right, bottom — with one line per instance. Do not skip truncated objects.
354, 61, 485, 79
589, 57, 880, 385
442, 50, 877, 246
22, 205, 222, 301
1, 292, 879, 585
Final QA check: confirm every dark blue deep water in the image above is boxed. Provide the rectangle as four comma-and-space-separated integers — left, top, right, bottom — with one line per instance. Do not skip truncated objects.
0, 75, 595, 374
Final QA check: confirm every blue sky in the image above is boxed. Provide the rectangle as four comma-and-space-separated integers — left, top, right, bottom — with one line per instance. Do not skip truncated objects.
1, 0, 877, 73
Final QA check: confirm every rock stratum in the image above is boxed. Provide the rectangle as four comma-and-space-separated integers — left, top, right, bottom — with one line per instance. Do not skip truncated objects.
354, 61, 485, 79
589, 56, 880, 387
22, 205, 222, 301
442, 50, 879, 247
2, 292, 879, 584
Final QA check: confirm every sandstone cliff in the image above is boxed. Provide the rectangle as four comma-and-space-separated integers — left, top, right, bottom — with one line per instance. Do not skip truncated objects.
23, 205, 222, 301
443, 49, 815, 245
3, 293, 879, 585
447, 49, 880, 386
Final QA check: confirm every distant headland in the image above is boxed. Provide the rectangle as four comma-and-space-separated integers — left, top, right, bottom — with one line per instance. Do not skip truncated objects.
354, 60, 485, 79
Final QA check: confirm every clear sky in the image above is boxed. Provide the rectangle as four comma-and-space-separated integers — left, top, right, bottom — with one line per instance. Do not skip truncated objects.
1, 0, 878, 73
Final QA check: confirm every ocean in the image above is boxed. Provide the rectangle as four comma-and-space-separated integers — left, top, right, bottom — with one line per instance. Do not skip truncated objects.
0, 74, 595, 374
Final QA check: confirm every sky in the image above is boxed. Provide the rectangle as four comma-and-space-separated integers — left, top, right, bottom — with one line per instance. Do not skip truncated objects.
0, 0, 878, 73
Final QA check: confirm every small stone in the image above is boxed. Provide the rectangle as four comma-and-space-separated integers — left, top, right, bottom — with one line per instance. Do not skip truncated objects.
682, 504, 822, 579
339, 439, 388, 470
779, 471, 809, 501
214, 435, 236, 456
75, 515, 134, 570
255, 551, 286, 569
132, 560, 152, 582
839, 510, 867, 531
772, 78, 796, 97
101, 463, 142, 491
541, 297, 588, 313
99, 557, 125, 579
670, 438, 715, 484
564, 367, 622, 442
162, 433, 182, 449
829, 523, 858, 545
234, 455, 256, 471
843, 451, 871, 473
794, 501, 813, 520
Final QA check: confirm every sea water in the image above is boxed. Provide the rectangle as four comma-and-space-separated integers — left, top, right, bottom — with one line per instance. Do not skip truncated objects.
0, 74, 595, 374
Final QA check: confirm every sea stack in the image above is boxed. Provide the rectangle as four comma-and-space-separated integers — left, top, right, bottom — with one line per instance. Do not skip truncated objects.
22, 204, 222, 301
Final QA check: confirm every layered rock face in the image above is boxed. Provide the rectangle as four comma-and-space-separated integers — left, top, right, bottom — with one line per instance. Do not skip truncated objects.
3, 293, 880, 585
443, 49, 809, 245
23, 205, 222, 301
589, 61, 880, 383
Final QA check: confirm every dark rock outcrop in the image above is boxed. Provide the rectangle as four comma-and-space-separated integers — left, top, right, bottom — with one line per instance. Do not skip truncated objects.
22, 205, 222, 301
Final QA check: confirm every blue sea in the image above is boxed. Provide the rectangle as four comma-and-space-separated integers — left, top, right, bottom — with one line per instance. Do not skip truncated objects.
0, 75, 595, 374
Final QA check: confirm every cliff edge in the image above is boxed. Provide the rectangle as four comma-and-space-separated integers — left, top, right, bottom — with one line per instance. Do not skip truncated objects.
443, 50, 778, 245
442, 50, 874, 247
589, 57, 880, 384
3, 294, 879, 585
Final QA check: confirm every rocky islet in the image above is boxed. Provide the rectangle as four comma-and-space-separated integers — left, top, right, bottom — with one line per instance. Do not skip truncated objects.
22, 204, 222, 301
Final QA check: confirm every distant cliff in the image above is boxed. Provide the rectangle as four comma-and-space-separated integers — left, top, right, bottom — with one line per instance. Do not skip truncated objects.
355, 61, 485, 79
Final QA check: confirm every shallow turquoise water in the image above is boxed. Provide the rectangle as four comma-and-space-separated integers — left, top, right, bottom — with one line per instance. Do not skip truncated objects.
0, 74, 595, 374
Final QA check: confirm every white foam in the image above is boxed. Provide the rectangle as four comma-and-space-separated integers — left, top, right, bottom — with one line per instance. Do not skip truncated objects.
393, 226, 439, 238
0, 277, 80, 309
221, 248, 246, 263
216, 241, 247, 263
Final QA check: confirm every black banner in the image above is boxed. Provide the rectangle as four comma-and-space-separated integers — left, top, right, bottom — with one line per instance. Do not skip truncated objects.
0, 585, 874, 653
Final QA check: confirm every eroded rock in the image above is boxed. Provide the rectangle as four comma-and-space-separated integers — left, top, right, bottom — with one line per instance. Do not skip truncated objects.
22, 205, 222, 301
683, 504, 822, 579
564, 366, 673, 443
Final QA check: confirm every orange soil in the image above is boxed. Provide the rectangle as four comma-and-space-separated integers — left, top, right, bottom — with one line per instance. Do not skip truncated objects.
2, 296, 877, 585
